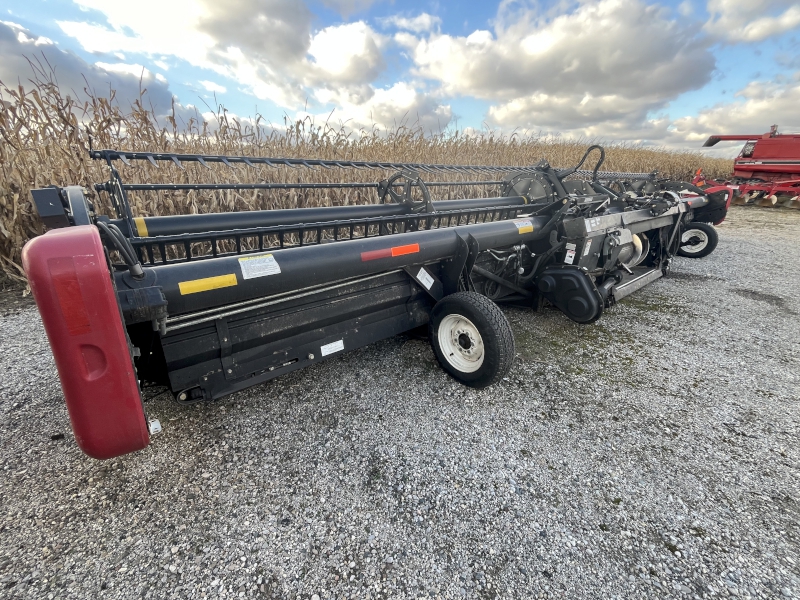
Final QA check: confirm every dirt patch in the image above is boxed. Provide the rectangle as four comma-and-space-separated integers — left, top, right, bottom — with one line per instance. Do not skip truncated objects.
667, 272, 725, 283
733, 288, 795, 315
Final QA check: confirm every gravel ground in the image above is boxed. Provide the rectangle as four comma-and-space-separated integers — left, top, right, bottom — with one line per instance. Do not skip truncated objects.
1, 206, 798, 600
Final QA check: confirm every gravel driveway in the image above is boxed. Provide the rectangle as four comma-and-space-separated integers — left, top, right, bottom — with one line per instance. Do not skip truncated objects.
1, 207, 798, 600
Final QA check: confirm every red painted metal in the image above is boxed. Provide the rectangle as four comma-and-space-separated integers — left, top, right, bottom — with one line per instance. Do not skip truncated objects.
22, 226, 149, 459
695, 126, 800, 208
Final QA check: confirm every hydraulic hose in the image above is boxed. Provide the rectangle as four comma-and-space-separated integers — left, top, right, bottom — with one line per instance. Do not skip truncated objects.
556, 145, 606, 181
96, 221, 145, 279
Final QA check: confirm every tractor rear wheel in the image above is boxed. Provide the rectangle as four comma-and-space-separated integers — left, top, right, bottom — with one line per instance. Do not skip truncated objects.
677, 222, 718, 258
429, 292, 515, 388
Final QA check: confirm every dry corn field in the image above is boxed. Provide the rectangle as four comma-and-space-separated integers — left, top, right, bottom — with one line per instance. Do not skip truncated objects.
0, 77, 733, 280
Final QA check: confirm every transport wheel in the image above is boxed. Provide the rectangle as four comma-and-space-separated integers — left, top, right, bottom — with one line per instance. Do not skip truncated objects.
429, 292, 515, 388
677, 222, 718, 258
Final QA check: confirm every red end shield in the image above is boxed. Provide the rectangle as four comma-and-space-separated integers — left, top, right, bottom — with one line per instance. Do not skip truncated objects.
22, 226, 149, 459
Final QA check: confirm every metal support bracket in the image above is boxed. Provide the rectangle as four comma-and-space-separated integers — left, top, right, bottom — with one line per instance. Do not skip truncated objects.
403, 265, 444, 301
441, 233, 479, 295
215, 319, 236, 379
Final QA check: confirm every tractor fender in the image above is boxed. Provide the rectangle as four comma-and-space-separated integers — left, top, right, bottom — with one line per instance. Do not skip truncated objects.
22, 225, 149, 459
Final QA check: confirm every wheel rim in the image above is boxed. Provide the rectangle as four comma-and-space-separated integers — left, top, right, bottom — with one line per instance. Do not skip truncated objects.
680, 229, 708, 254
437, 314, 485, 373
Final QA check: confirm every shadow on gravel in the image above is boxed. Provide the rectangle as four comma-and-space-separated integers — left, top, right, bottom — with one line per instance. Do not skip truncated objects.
667, 271, 725, 282
733, 288, 796, 315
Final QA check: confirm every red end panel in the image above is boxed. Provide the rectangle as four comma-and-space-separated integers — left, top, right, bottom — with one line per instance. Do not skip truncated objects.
22, 226, 149, 459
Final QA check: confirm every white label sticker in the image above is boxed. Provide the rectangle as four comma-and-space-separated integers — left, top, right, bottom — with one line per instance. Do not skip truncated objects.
320, 339, 344, 357
416, 267, 435, 290
583, 241, 593, 256
586, 221, 592, 232
564, 249, 576, 264
565, 243, 577, 250
514, 219, 534, 233
239, 254, 281, 280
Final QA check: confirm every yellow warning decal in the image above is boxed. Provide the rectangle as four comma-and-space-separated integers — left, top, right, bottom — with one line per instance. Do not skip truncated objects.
178, 274, 238, 295
514, 219, 534, 234
133, 217, 149, 237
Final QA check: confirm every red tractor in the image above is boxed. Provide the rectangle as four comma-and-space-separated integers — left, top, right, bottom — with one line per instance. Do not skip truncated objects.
693, 125, 800, 208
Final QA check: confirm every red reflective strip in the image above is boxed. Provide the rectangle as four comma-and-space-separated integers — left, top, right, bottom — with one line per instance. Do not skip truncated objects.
361, 248, 393, 261
361, 243, 420, 261
49, 257, 92, 336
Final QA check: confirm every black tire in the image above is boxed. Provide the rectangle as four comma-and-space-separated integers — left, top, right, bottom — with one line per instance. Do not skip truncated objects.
677, 222, 718, 258
429, 291, 515, 388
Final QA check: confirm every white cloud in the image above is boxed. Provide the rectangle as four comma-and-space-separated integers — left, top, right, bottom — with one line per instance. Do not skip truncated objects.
400, 0, 713, 102
666, 74, 800, 154
391, 0, 717, 144
298, 82, 452, 134
705, 0, 800, 42
488, 93, 662, 132
308, 22, 385, 84
57, 1, 213, 57
199, 80, 226, 93
0, 21, 200, 125
3, 20, 53, 45
94, 62, 150, 78
320, 0, 377, 17
56, 0, 387, 109
379, 13, 441, 33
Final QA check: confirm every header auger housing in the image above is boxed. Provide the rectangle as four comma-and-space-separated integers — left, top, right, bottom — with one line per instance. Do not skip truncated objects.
24, 145, 727, 458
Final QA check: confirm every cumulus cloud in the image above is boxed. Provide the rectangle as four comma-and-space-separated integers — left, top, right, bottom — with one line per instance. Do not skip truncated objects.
56, 0, 387, 109
199, 80, 226, 94
299, 82, 452, 134
0, 21, 175, 113
198, 0, 312, 66
400, 0, 713, 102
678, 1, 694, 16
379, 13, 442, 33
320, 0, 378, 17
488, 93, 666, 133
390, 0, 717, 143
666, 74, 800, 154
705, 0, 800, 43
308, 22, 385, 85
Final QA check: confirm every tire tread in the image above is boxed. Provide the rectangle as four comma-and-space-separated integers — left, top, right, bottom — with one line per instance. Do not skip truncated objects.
430, 291, 515, 388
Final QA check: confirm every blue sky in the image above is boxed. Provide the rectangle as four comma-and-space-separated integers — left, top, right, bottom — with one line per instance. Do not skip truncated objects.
2, 0, 799, 156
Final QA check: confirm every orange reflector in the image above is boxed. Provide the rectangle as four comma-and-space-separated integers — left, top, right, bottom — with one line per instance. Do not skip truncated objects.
361, 243, 420, 261
391, 243, 420, 257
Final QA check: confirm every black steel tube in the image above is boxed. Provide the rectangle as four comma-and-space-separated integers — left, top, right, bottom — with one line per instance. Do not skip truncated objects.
120, 216, 550, 316
90, 149, 533, 173
110, 196, 529, 238
118, 181, 503, 192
